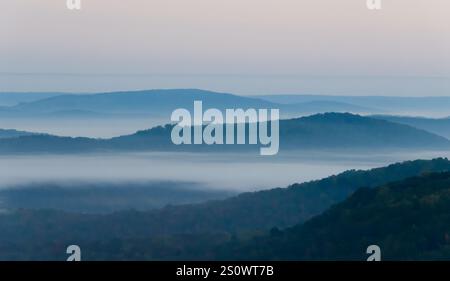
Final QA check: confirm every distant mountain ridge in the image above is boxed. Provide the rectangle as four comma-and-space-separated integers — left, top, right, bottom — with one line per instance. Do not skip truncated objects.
256, 94, 450, 116
279, 113, 450, 150
0, 129, 37, 139
0, 92, 65, 106
6, 89, 273, 114
0, 89, 381, 119
372, 115, 450, 139
0, 113, 449, 154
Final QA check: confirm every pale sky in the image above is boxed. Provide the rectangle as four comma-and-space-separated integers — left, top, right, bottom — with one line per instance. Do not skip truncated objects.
1, 0, 449, 95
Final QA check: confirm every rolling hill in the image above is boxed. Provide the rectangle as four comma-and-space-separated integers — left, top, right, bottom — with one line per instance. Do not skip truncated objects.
0, 113, 449, 154
279, 113, 450, 150
0, 89, 381, 119
372, 115, 450, 139
256, 95, 450, 117
0, 92, 64, 106
0, 89, 276, 117
0, 129, 37, 139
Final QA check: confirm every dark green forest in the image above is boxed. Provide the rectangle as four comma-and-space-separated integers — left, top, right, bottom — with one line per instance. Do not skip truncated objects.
220, 171, 450, 260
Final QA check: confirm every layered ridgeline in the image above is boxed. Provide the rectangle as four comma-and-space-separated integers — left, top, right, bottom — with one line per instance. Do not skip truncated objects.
373, 115, 450, 139
220, 171, 450, 261
0, 129, 37, 139
0, 113, 449, 153
12, 91, 450, 119
0, 159, 450, 260
256, 95, 450, 117
0, 89, 274, 117
0, 89, 378, 118
0, 92, 63, 106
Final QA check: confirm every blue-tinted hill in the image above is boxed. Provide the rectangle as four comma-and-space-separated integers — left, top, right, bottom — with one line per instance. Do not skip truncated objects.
3, 89, 274, 115
256, 94, 450, 116
0, 113, 449, 153
372, 115, 450, 139
0, 89, 381, 118
0, 92, 64, 106
0, 129, 37, 139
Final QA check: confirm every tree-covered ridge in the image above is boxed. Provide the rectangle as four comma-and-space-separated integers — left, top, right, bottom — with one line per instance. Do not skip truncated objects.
221, 171, 450, 260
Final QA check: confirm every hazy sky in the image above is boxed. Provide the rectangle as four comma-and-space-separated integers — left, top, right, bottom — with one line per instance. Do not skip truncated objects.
1, 0, 449, 95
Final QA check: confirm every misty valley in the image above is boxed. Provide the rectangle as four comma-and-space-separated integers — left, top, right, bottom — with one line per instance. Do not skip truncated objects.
4, 3, 450, 279
2, 90, 450, 260
3, 150, 450, 214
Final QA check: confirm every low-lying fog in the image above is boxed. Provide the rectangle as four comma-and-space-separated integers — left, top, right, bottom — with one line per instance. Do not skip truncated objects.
3, 151, 450, 191
1, 151, 450, 213
0, 118, 169, 138
0, 152, 372, 191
